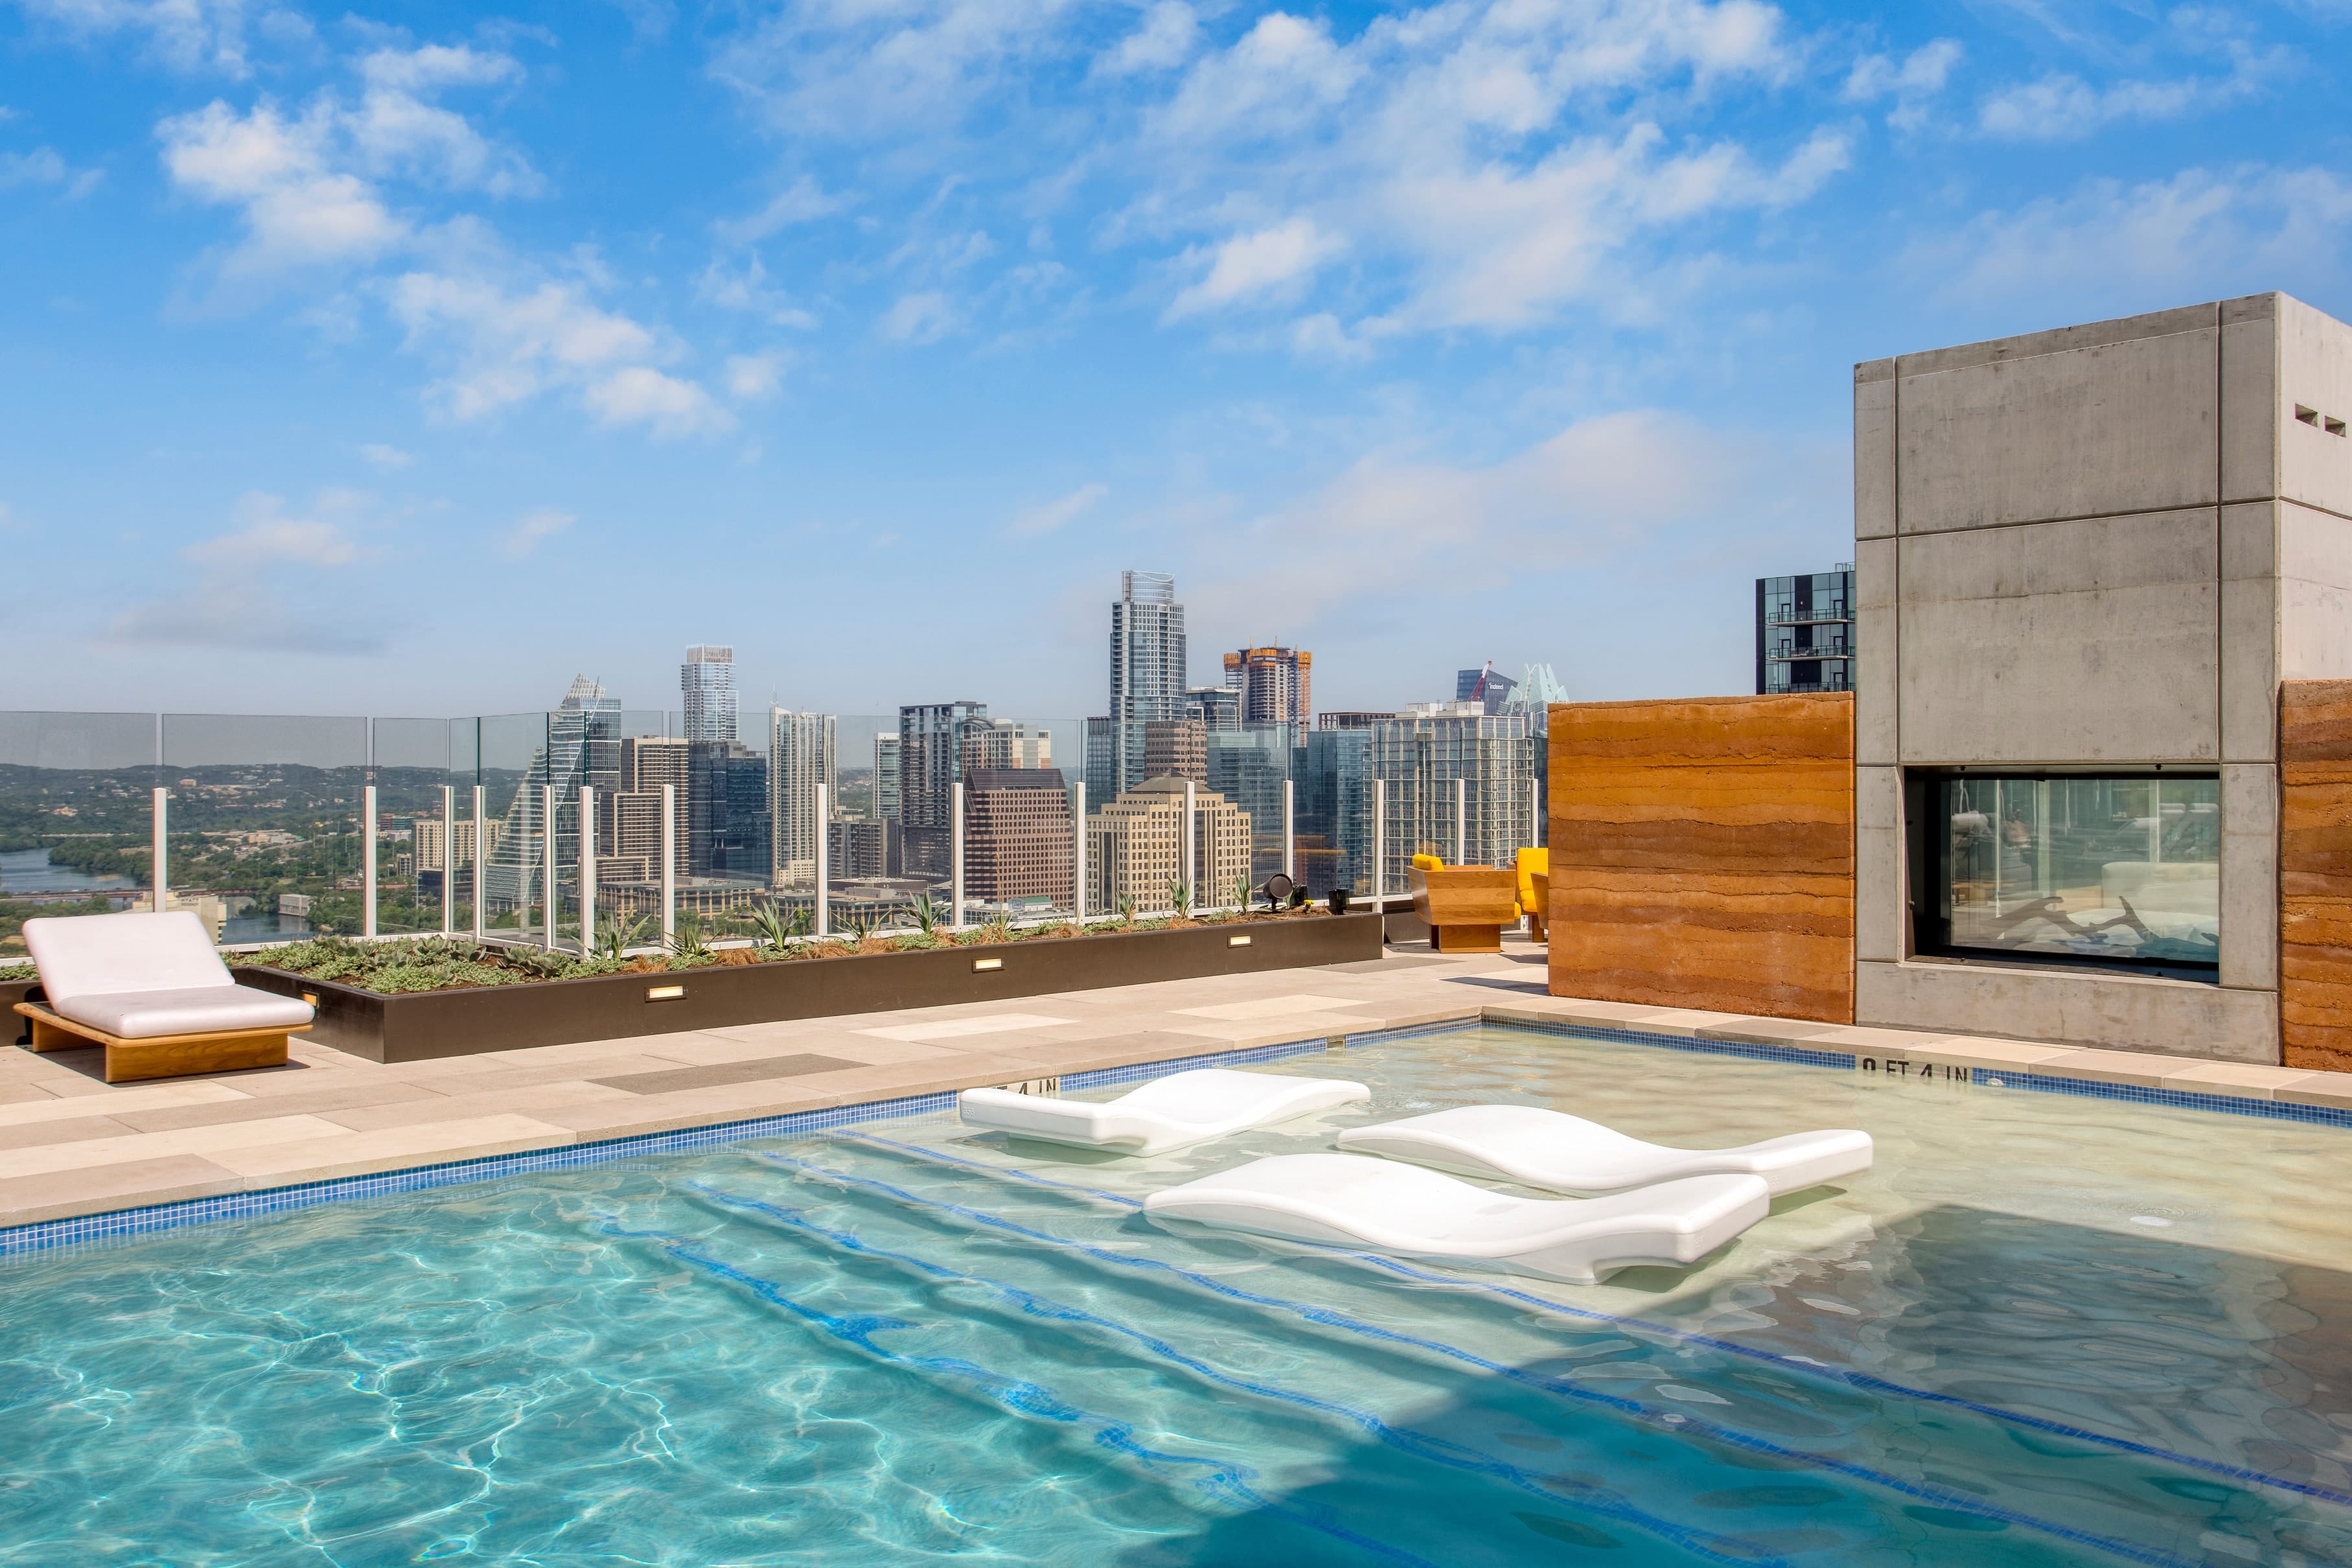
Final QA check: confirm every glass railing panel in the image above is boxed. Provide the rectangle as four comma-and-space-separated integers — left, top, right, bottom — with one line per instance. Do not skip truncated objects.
0, 711, 161, 960
477, 711, 552, 947
159, 713, 367, 944
369, 717, 452, 936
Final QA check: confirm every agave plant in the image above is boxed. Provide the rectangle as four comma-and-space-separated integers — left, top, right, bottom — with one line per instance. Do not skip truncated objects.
1167, 879, 1193, 920
906, 890, 943, 937
595, 912, 651, 962
1116, 893, 1137, 928
668, 912, 714, 962
1230, 872, 1254, 914
746, 902, 801, 955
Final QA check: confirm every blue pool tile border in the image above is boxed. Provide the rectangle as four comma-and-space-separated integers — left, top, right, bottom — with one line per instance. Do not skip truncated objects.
1491, 1014, 1860, 1070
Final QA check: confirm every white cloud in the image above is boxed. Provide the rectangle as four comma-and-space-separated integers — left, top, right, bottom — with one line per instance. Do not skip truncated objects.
713, 174, 849, 244
1845, 39, 1961, 100
1918, 164, 2352, 305
1168, 217, 1345, 318
1151, 12, 1360, 144
347, 45, 540, 197
1096, 1, 1197, 77
696, 252, 820, 327
582, 365, 735, 436
159, 98, 406, 270
0, 146, 65, 185
13, 0, 288, 76
1978, 46, 2285, 139
724, 351, 786, 398
111, 489, 382, 652
360, 442, 413, 467
878, 290, 956, 343
1009, 481, 1107, 535
500, 507, 574, 557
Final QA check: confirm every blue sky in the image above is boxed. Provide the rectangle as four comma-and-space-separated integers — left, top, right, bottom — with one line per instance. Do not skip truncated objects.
3, 0, 2346, 724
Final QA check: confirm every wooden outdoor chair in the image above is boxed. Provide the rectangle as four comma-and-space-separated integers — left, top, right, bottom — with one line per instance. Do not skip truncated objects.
1407, 860, 1521, 954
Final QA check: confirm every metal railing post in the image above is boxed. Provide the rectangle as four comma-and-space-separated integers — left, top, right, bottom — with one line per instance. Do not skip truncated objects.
471, 785, 486, 942
1454, 776, 1466, 866
660, 783, 677, 944
1529, 777, 1540, 850
580, 785, 597, 956
151, 786, 167, 915
1074, 781, 1087, 922
1284, 778, 1295, 883
951, 782, 965, 930
1182, 779, 1196, 908
815, 783, 829, 940
441, 784, 455, 934
540, 784, 557, 951
1373, 778, 1386, 907
362, 783, 378, 938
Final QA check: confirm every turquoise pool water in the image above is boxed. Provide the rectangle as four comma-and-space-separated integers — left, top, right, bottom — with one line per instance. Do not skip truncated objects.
5, 1026, 2352, 1565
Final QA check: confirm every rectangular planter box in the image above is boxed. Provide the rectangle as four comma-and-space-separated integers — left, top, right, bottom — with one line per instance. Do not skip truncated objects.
229, 912, 1385, 1063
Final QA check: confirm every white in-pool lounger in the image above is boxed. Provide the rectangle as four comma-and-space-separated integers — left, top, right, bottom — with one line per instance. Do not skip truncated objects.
1143, 1153, 1769, 1284
958, 1068, 1370, 1155
1335, 1105, 1871, 1197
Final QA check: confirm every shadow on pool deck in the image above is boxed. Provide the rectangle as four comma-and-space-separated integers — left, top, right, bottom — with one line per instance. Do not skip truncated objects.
1108, 1203, 2352, 1567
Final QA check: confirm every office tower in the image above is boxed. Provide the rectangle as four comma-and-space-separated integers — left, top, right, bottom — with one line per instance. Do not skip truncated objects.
873, 735, 901, 819
1184, 686, 1241, 732
900, 700, 988, 879
1222, 645, 1312, 724
1455, 663, 1518, 715
1142, 718, 1206, 783
963, 719, 1053, 772
1755, 564, 1856, 695
681, 645, 738, 743
964, 767, 1074, 910
687, 739, 767, 879
1206, 725, 1293, 879
1369, 708, 1540, 886
827, 816, 899, 881
1081, 717, 1118, 806
1092, 569, 1188, 798
485, 674, 621, 912
1317, 710, 1398, 731
1085, 777, 1251, 912
768, 709, 837, 888
604, 735, 690, 882
1295, 726, 1373, 895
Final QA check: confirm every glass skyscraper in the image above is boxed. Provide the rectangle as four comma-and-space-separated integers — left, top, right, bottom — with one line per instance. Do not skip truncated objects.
681, 645, 737, 743
1097, 570, 1187, 798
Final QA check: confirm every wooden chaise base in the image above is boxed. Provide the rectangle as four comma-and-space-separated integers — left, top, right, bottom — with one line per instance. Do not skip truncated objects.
12, 1002, 302, 1084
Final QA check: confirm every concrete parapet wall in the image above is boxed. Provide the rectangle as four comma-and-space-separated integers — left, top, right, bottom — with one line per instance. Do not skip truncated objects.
1547, 693, 1854, 1023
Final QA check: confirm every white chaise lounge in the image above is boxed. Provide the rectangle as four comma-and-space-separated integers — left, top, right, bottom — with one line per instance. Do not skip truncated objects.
1336, 1105, 1871, 1197
1143, 1153, 1770, 1284
958, 1068, 1370, 1155
16, 910, 315, 1083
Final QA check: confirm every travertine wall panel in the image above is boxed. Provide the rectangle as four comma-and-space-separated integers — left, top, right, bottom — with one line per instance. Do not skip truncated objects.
1549, 694, 1854, 1023
2281, 680, 2352, 1070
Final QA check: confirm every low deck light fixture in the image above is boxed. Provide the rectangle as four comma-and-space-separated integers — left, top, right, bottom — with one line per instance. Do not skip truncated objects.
646, 984, 686, 1001
973, 957, 1004, 973
1228, 934, 1252, 947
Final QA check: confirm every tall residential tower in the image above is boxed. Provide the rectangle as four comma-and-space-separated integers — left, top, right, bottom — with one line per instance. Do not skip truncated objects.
681, 645, 738, 743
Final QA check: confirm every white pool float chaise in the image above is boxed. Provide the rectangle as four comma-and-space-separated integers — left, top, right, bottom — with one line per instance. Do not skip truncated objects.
1335, 1105, 1871, 1197
1143, 1153, 1770, 1284
957, 1068, 1370, 1155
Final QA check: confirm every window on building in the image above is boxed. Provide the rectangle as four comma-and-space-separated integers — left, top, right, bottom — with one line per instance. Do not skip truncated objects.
1912, 773, 2219, 980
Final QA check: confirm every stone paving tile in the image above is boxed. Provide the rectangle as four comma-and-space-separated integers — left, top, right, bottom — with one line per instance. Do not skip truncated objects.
1160, 1015, 1366, 1044
394, 1051, 721, 1098
2031, 1049, 2198, 1089
2156, 1063, 2321, 1100
590, 1055, 862, 1097
0, 1114, 144, 1151
533, 1081, 842, 1140
0, 1079, 250, 1129
0, 1114, 349, 1181
111, 1079, 448, 1134
319, 1079, 632, 1133
0, 1081, 67, 1106
213, 1114, 579, 1184
1695, 1019, 1854, 1047
0, 1153, 245, 1228
1171, 993, 1373, 1022
1891, 1035, 2077, 1070
2280, 1076, 2352, 1109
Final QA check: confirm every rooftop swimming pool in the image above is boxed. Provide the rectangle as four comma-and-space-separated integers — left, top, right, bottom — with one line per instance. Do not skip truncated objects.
5, 1024, 2351, 1565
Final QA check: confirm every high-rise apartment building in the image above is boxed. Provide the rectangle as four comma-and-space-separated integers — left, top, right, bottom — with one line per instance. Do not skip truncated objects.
1089, 570, 1188, 799
900, 700, 988, 879
1142, 718, 1206, 782
962, 719, 1052, 772
1755, 565, 1856, 695
768, 709, 836, 888
1223, 645, 1311, 725
963, 767, 1074, 909
681, 645, 738, 743
485, 674, 621, 912
1086, 776, 1251, 912
1184, 686, 1241, 732
1455, 664, 1518, 715
827, 816, 899, 881
1317, 710, 1399, 731
873, 735, 901, 819
1370, 708, 1540, 886
687, 740, 768, 880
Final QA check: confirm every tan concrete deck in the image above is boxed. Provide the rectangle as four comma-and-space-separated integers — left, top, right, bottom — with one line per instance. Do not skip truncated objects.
5, 939, 2351, 1233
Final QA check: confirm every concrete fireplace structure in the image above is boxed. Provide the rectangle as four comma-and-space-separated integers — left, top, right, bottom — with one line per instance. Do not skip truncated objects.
1852, 293, 2352, 1062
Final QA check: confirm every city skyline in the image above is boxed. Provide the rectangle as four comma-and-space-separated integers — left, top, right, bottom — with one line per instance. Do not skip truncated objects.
10, 3, 2340, 719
